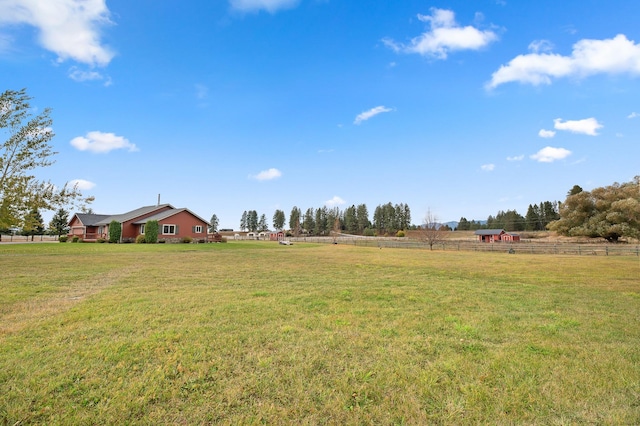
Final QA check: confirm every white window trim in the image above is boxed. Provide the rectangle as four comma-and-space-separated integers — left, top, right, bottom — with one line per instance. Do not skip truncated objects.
140, 224, 145, 235
162, 224, 176, 235
194, 225, 203, 233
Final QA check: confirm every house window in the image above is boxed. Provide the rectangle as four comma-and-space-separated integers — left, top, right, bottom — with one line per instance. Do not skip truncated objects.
162, 224, 176, 235
193, 225, 203, 233
140, 224, 145, 234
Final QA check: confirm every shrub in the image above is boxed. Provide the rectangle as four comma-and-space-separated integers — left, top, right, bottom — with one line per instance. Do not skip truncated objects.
109, 220, 121, 243
59, 236, 68, 243
96, 238, 107, 244
135, 235, 146, 244
220, 237, 227, 243
396, 230, 406, 238
145, 220, 159, 243
71, 236, 80, 243
362, 228, 375, 237
181, 236, 193, 244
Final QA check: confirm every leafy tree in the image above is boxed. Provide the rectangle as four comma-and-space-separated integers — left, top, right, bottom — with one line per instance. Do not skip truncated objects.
145, 220, 159, 243
549, 177, 640, 242
48, 208, 69, 236
209, 214, 219, 233
0, 89, 89, 231
22, 207, 44, 240
240, 211, 247, 231
272, 209, 285, 231
109, 220, 121, 243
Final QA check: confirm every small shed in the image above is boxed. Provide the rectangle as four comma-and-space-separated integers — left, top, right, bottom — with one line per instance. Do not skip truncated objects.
474, 229, 506, 243
474, 229, 521, 243
502, 232, 521, 242
269, 231, 285, 241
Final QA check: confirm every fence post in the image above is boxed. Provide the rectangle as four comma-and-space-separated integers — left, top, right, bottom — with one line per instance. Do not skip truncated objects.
606, 246, 609, 256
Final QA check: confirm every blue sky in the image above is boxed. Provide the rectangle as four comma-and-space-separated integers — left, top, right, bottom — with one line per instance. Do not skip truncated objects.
1, 0, 639, 229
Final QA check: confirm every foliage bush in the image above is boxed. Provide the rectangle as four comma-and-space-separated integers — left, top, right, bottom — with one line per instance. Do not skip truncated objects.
145, 220, 159, 243
136, 235, 146, 244
109, 220, 121, 243
58, 236, 68, 243
71, 236, 80, 243
96, 238, 106, 243
181, 236, 193, 244
362, 228, 375, 237
396, 230, 406, 238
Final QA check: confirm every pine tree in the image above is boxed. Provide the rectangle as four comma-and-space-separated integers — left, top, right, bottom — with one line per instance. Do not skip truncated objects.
23, 208, 45, 240
49, 208, 69, 236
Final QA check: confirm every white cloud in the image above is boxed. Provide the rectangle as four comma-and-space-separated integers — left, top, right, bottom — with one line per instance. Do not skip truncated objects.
69, 179, 96, 190
354, 106, 392, 125
195, 84, 208, 100
68, 66, 111, 86
481, 163, 495, 171
628, 112, 639, 119
487, 34, 640, 89
250, 168, 282, 181
325, 196, 345, 207
229, 0, 298, 13
530, 146, 572, 163
528, 39, 554, 53
0, 0, 115, 67
506, 155, 524, 161
553, 117, 602, 136
0, 33, 13, 52
70, 131, 137, 153
538, 129, 556, 138
383, 8, 498, 59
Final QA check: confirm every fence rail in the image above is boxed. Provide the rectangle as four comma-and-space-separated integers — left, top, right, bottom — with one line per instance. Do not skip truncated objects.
289, 236, 640, 256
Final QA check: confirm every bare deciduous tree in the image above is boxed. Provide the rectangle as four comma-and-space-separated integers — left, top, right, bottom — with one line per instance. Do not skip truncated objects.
419, 208, 447, 250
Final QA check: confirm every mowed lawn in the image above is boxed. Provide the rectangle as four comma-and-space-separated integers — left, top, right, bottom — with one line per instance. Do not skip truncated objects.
1, 242, 639, 425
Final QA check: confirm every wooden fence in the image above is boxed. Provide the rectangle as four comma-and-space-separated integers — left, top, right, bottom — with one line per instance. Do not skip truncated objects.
290, 236, 640, 256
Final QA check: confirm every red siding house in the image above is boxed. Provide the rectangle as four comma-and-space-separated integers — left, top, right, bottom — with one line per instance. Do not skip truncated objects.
68, 204, 209, 242
474, 229, 520, 243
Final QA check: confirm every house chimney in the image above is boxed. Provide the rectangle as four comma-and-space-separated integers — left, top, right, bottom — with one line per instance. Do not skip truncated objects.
157, 194, 160, 206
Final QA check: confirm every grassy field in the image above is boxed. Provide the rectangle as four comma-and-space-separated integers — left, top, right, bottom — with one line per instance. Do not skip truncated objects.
1, 242, 639, 425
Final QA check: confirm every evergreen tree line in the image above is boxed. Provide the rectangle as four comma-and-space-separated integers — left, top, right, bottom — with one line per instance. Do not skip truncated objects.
0, 207, 70, 239
456, 201, 560, 232
238, 202, 412, 236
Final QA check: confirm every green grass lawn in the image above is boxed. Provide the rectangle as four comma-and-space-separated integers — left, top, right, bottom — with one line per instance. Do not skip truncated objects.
1, 242, 639, 425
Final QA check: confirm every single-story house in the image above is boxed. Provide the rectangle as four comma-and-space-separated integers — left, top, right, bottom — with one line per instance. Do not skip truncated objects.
68, 204, 209, 242
474, 229, 520, 243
